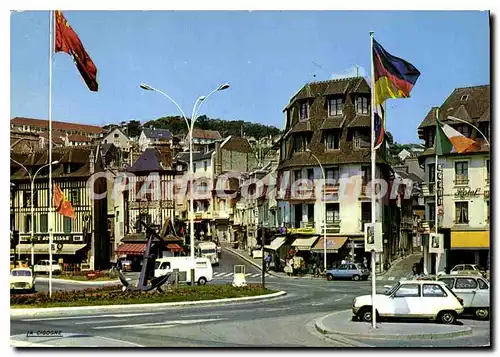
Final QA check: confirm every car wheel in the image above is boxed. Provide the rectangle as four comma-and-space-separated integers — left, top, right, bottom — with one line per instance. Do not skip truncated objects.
475, 308, 489, 320
326, 274, 334, 281
438, 311, 457, 324
353, 275, 360, 281
358, 307, 374, 323
197, 277, 207, 285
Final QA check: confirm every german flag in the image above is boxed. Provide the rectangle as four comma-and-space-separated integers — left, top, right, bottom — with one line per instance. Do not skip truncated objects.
53, 184, 76, 219
373, 39, 420, 106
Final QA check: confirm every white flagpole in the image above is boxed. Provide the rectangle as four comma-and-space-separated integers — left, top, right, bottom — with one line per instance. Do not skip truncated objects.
48, 10, 54, 298
369, 30, 377, 329
435, 108, 440, 275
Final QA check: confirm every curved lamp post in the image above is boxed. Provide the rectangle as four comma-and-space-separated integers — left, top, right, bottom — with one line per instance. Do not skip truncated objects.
140, 82, 229, 282
306, 149, 327, 272
11, 159, 59, 271
446, 115, 490, 148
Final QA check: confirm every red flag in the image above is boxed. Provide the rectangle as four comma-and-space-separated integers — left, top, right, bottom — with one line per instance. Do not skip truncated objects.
54, 10, 98, 91
53, 184, 77, 219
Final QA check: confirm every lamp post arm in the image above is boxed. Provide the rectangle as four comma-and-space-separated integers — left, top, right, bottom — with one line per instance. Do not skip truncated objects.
190, 87, 220, 131
11, 159, 32, 181
146, 85, 190, 129
447, 116, 490, 148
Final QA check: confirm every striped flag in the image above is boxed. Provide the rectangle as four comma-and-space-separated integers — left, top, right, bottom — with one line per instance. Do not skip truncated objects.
436, 119, 480, 155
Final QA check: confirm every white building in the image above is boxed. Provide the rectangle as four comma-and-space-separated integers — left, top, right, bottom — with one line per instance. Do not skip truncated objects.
418, 85, 490, 274
138, 128, 173, 151
101, 127, 131, 151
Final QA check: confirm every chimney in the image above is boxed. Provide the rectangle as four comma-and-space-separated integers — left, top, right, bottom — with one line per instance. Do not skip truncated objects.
215, 140, 222, 175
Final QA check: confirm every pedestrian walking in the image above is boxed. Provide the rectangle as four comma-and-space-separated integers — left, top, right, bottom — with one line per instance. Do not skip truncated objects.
363, 257, 368, 269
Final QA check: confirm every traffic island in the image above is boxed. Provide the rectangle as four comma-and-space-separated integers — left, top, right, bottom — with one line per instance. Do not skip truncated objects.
11, 284, 285, 317
315, 310, 472, 341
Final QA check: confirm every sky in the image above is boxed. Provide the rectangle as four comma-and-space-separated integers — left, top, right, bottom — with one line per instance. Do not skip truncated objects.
10, 10, 490, 144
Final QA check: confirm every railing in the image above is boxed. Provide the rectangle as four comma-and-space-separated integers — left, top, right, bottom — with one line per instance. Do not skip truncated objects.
322, 220, 341, 234
213, 211, 229, 219
288, 186, 315, 200
422, 182, 435, 196
454, 176, 469, 186
300, 221, 315, 229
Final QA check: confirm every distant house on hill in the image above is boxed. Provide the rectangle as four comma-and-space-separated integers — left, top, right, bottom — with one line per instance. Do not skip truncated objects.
138, 128, 173, 151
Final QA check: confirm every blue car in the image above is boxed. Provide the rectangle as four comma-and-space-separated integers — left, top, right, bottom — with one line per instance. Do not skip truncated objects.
326, 263, 369, 281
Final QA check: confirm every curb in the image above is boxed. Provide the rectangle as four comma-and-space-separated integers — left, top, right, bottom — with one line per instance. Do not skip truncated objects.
10, 290, 287, 317
315, 310, 473, 341
10, 340, 52, 348
35, 277, 121, 285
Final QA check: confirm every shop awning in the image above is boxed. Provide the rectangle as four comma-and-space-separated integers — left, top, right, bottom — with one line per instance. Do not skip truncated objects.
115, 243, 147, 256
264, 237, 286, 251
311, 237, 348, 253
167, 243, 184, 252
15, 243, 87, 255
451, 231, 489, 249
291, 236, 319, 251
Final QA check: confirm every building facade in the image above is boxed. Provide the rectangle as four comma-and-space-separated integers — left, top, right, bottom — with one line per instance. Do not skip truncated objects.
276, 77, 396, 268
418, 85, 490, 274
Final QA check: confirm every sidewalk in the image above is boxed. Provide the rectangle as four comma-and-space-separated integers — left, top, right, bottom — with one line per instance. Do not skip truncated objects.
315, 310, 472, 342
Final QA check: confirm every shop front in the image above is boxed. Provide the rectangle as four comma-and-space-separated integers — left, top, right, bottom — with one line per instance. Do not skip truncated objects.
448, 230, 490, 271
310, 236, 348, 269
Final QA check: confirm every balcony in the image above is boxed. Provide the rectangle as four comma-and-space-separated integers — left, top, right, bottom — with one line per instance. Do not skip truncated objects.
287, 186, 315, 201
454, 176, 469, 186
213, 210, 230, 220
300, 221, 315, 229
322, 220, 341, 235
422, 182, 435, 196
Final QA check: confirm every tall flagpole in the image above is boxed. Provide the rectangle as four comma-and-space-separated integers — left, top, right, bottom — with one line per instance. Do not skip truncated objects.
434, 108, 440, 275
48, 10, 54, 298
369, 30, 377, 329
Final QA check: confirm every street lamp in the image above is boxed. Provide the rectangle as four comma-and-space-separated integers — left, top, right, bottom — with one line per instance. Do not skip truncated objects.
10, 159, 59, 272
446, 116, 490, 148
140, 82, 229, 283
306, 149, 327, 272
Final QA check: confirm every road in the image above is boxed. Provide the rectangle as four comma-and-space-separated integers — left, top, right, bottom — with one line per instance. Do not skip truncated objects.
11, 250, 490, 347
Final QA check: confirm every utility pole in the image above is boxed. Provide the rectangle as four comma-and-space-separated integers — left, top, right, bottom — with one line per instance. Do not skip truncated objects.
261, 228, 265, 288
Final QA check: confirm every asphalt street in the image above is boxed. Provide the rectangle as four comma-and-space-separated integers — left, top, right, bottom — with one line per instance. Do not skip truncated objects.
11, 251, 490, 347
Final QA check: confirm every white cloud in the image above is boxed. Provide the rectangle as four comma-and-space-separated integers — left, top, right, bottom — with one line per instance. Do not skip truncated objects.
331, 65, 367, 80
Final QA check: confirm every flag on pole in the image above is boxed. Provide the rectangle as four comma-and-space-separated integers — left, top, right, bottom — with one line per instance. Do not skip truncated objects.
373, 39, 420, 106
55, 10, 98, 91
53, 184, 76, 219
436, 119, 480, 155
373, 103, 385, 150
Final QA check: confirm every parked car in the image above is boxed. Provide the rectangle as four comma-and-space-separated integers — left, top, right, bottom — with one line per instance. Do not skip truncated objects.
352, 280, 464, 324
34, 260, 61, 275
326, 263, 369, 281
450, 264, 485, 277
437, 275, 490, 319
10, 268, 35, 292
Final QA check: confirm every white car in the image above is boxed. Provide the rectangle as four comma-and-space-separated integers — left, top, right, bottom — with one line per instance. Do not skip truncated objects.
34, 260, 61, 275
352, 280, 464, 324
450, 264, 485, 276
438, 275, 490, 319
10, 268, 35, 292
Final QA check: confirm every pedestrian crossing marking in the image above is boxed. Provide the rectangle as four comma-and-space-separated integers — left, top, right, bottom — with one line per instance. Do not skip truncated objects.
212, 272, 271, 278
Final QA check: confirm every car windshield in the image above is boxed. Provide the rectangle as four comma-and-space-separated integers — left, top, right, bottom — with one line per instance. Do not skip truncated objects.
12, 270, 31, 277
385, 282, 401, 296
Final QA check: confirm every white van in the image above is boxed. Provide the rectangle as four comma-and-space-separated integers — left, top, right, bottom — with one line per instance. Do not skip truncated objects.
154, 257, 213, 285
195, 241, 219, 266
34, 260, 61, 275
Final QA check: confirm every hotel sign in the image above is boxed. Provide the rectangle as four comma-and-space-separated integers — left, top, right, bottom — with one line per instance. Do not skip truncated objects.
436, 164, 444, 206
454, 187, 481, 199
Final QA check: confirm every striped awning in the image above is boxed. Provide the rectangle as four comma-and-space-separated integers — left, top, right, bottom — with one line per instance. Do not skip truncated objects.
15, 243, 87, 255
167, 244, 184, 252
115, 243, 147, 256
291, 237, 319, 251
311, 237, 348, 253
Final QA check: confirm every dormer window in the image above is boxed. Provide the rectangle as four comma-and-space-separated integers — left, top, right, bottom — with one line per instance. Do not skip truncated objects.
455, 124, 470, 138
328, 97, 343, 116
356, 96, 370, 114
425, 128, 435, 148
299, 102, 309, 121
460, 95, 469, 102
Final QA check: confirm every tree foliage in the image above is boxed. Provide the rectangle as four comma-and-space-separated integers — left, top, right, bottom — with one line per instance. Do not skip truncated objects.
142, 115, 281, 139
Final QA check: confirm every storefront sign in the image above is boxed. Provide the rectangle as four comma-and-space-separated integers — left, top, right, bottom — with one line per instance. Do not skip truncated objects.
287, 228, 316, 235
364, 222, 383, 253
454, 187, 481, 199
429, 233, 444, 254
436, 164, 444, 206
